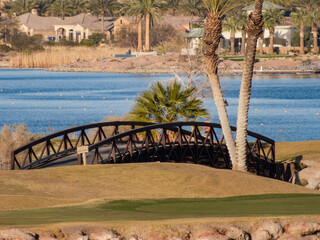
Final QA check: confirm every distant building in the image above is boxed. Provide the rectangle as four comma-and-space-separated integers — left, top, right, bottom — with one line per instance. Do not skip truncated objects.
17, 11, 115, 42
185, 1, 297, 54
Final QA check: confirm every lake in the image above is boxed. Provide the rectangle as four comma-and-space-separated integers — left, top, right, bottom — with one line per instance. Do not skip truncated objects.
0, 69, 319, 142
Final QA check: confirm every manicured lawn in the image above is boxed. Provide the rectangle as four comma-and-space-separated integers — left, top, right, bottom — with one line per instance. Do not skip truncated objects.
1, 194, 320, 226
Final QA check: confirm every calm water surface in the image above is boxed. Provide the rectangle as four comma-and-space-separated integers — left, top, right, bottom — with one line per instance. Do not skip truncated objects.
0, 69, 319, 142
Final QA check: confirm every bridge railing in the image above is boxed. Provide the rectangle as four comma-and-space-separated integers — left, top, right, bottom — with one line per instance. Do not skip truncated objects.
11, 121, 153, 170
84, 122, 275, 176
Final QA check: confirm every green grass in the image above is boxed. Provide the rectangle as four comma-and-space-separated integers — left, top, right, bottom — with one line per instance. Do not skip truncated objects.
1, 194, 320, 226
222, 54, 292, 61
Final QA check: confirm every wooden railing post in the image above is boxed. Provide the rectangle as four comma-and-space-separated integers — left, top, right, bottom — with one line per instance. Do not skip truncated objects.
10, 151, 15, 170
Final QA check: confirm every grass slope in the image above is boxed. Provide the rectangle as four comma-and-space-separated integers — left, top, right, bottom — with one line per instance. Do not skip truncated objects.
1, 194, 320, 226
276, 140, 320, 162
0, 163, 316, 211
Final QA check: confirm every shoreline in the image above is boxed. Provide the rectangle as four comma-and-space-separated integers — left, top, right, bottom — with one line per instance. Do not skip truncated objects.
46, 66, 320, 75
4, 66, 317, 75
6, 53, 320, 75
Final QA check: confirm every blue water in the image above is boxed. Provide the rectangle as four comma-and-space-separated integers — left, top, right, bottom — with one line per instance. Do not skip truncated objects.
0, 69, 319, 142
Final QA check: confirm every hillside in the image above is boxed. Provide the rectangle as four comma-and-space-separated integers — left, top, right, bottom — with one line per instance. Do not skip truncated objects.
0, 163, 316, 211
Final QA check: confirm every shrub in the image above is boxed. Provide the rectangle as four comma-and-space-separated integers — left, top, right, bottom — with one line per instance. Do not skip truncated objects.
156, 41, 174, 55
0, 124, 35, 170
88, 33, 105, 44
0, 44, 13, 53
10, 33, 43, 51
80, 39, 96, 47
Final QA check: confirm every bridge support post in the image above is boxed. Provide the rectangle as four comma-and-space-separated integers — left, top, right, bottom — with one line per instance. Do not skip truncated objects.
77, 146, 89, 165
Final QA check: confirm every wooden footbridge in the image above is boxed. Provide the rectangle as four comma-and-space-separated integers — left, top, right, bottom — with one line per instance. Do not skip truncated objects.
11, 121, 294, 181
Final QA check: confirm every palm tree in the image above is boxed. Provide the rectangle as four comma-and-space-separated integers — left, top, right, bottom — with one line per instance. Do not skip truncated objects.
0, 1, 14, 16
180, 0, 205, 30
202, 0, 238, 168
71, 0, 88, 15
306, 9, 320, 53
10, 0, 35, 15
166, 0, 180, 16
291, 9, 308, 54
270, 0, 296, 9
235, 0, 264, 171
263, 8, 284, 54
129, 80, 209, 123
120, 0, 143, 51
239, 12, 247, 55
223, 14, 242, 55
122, 0, 165, 52
34, 0, 55, 16
50, 0, 73, 19
143, 0, 167, 52
89, 0, 120, 34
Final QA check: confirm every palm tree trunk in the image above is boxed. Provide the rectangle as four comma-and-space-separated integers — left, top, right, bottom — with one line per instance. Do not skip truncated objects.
235, 0, 264, 171
300, 22, 305, 55
101, 14, 104, 35
203, 10, 237, 168
230, 30, 235, 55
269, 27, 274, 54
241, 30, 246, 55
312, 23, 318, 53
145, 12, 150, 52
190, 13, 194, 31
259, 34, 264, 55
137, 14, 143, 51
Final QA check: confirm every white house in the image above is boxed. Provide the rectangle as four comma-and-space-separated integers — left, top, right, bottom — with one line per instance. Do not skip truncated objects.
185, 1, 296, 54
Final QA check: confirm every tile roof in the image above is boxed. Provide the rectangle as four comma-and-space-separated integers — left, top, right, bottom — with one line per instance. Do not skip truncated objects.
162, 16, 204, 31
18, 13, 60, 30
186, 28, 203, 38
18, 13, 115, 31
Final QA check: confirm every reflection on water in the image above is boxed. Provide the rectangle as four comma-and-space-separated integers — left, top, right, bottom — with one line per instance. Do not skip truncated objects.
0, 69, 319, 142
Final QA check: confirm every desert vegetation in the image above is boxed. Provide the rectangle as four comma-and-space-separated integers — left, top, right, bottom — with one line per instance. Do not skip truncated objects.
0, 124, 37, 170
10, 46, 126, 68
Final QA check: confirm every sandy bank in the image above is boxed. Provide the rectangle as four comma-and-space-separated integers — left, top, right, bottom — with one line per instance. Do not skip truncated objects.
47, 54, 320, 75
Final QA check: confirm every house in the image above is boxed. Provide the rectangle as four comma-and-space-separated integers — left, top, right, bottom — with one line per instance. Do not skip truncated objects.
18, 11, 59, 40
17, 11, 115, 42
242, 1, 295, 49
113, 16, 136, 40
185, 1, 297, 54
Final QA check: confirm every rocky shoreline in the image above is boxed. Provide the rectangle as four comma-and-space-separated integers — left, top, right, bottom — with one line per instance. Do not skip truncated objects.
46, 54, 320, 76
1, 219, 320, 240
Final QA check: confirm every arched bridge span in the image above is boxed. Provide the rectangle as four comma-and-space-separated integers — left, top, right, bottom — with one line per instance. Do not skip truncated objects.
11, 121, 153, 170
11, 121, 278, 178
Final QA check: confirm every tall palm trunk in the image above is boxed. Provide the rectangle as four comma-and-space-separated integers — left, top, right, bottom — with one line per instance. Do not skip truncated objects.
101, 13, 104, 35
145, 12, 151, 52
312, 23, 318, 53
190, 13, 194, 31
230, 29, 235, 55
203, 10, 237, 168
235, 0, 264, 171
137, 14, 143, 51
259, 33, 264, 55
241, 30, 246, 55
269, 27, 274, 54
300, 22, 305, 55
